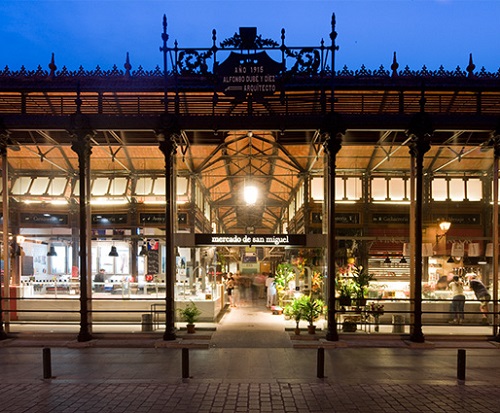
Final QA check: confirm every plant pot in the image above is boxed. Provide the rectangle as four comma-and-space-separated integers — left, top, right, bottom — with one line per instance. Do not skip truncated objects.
307, 325, 316, 334
186, 324, 196, 334
342, 321, 357, 332
338, 297, 352, 307
294, 327, 301, 335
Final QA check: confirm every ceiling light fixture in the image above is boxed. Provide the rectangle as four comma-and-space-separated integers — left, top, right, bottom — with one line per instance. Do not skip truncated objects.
109, 245, 119, 257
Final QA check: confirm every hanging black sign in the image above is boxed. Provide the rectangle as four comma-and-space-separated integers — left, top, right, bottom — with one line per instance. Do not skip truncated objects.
21, 213, 68, 225
217, 51, 282, 98
195, 233, 306, 246
91, 213, 128, 225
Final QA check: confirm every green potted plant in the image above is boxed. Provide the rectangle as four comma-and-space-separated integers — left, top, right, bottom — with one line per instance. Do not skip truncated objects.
351, 265, 375, 308
274, 262, 296, 307
299, 296, 324, 334
284, 295, 307, 335
177, 301, 202, 334
337, 279, 354, 307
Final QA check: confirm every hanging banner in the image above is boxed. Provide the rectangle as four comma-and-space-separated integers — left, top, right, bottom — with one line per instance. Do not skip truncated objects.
451, 242, 465, 257
468, 243, 481, 257
486, 243, 493, 257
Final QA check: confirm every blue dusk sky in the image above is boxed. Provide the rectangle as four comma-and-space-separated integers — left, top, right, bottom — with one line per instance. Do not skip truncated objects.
0, 0, 499, 72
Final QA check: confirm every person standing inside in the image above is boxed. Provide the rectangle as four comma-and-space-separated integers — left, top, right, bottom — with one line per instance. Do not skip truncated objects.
226, 273, 236, 307
448, 275, 465, 324
265, 273, 276, 308
469, 274, 491, 325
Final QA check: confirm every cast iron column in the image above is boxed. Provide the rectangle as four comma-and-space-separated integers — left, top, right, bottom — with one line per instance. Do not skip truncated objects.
0, 129, 10, 340
491, 129, 500, 341
323, 115, 343, 342
70, 114, 94, 342
407, 98, 433, 343
158, 118, 178, 341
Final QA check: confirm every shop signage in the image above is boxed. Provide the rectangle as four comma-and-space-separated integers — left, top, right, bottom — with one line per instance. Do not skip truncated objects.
140, 213, 165, 225
21, 213, 68, 225
195, 233, 306, 247
335, 213, 360, 224
217, 51, 281, 98
91, 213, 128, 225
433, 214, 480, 225
372, 213, 409, 224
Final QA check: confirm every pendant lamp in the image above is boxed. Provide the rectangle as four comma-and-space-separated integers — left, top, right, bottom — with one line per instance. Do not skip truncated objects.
109, 245, 119, 257
47, 246, 57, 257
138, 244, 148, 256
399, 256, 407, 264
384, 256, 391, 264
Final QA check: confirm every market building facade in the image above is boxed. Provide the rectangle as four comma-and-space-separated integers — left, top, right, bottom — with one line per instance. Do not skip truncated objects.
0, 14, 499, 342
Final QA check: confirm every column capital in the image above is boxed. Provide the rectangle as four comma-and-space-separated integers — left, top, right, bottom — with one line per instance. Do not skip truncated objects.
407, 111, 433, 157
321, 112, 344, 156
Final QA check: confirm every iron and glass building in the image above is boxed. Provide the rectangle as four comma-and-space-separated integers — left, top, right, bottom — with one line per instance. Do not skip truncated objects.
0, 14, 499, 342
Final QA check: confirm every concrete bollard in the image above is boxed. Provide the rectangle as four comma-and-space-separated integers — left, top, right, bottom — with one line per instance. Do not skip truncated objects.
43, 347, 52, 379
457, 348, 466, 381
317, 347, 325, 378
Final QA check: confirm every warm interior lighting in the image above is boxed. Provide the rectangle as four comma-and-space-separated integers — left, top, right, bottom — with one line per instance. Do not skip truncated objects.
436, 221, 452, 245
439, 221, 451, 233
244, 184, 258, 205
478, 257, 487, 265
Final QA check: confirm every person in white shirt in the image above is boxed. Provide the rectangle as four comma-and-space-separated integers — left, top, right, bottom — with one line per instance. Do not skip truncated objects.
448, 275, 465, 324
265, 273, 276, 308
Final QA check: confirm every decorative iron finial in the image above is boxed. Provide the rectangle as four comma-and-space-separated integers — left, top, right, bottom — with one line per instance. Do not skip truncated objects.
466, 53, 476, 78
391, 52, 399, 78
330, 13, 339, 50
212, 29, 217, 48
162, 14, 169, 44
48, 53, 57, 78
124, 52, 132, 78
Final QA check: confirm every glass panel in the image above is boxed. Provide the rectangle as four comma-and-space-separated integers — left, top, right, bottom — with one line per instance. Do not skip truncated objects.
345, 177, 362, 200
30, 177, 50, 195
49, 246, 67, 275
73, 179, 80, 197
110, 177, 127, 196
135, 177, 153, 195
12, 177, 32, 195
389, 178, 405, 201
372, 178, 387, 200
335, 177, 344, 200
92, 178, 110, 196
311, 177, 324, 201
449, 178, 465, 201
177, 176, 188, 195
432, 178, 447, 201
48, 177, 68, 196
153, 177, 166, 195
467, 179, 482, 201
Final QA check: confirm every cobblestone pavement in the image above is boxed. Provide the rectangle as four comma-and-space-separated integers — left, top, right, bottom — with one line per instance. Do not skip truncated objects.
1, 381, 499, 413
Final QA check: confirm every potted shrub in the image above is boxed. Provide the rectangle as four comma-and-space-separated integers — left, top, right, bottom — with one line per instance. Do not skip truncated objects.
177, 301, 202, 333
274, 262, 296, 307
284, 295, 307, 335
351, 265, 375, 308
337, 279, 354, 307
299, 296, 324, 334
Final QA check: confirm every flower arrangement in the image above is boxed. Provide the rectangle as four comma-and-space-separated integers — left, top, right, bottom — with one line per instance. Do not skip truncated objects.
366, 302, 384, 317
